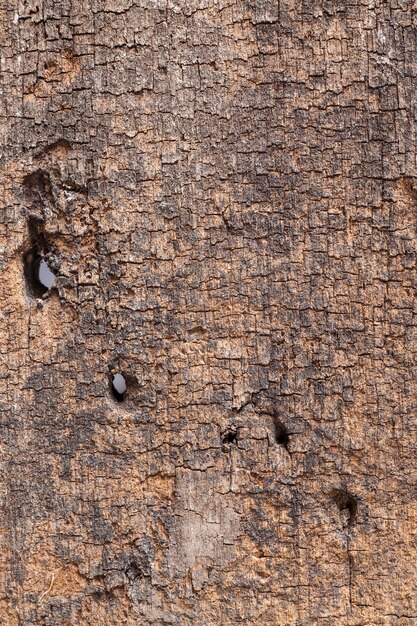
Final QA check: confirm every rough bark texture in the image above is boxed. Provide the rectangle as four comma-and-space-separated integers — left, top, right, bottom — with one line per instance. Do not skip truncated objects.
1, 1, 416, 625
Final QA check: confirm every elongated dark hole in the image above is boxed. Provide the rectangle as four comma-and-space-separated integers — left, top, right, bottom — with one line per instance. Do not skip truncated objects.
332, 489, 358, 526
24, 251, 55, 297
111, 373, 127, 402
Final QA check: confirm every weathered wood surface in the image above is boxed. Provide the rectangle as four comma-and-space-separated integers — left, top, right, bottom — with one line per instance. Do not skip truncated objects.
0, 1, 416, 624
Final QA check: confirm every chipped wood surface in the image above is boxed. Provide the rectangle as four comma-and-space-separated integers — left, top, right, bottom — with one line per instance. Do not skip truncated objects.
0, 1, 416, 624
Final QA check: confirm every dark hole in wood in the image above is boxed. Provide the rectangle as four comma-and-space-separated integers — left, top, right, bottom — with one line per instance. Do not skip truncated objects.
221, 428, 237, 449
24, 252, 46, 297
24, 252, 55, 297
24, 216, 55, 297
273, 418, 289, 450
331, 489, 358, 527
125, 562, 142, 582
111, 373, 127, 402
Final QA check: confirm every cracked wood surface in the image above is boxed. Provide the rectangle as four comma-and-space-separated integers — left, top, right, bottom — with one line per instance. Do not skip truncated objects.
0, 1, 416, 624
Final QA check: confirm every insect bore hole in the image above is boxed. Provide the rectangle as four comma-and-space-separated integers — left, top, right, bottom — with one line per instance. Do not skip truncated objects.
221, 428, 238, 450
273, 418, 290, 450
111, 373, 127, 402
331, 489, 358, 527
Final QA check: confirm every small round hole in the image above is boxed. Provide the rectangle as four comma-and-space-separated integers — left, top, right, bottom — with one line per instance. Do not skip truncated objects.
111, 373, 127, 402
221, 428, 238, 450
273, 418, 290, 450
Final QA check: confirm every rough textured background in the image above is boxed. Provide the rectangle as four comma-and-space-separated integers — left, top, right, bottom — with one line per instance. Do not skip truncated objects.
0, 1, 416, 624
